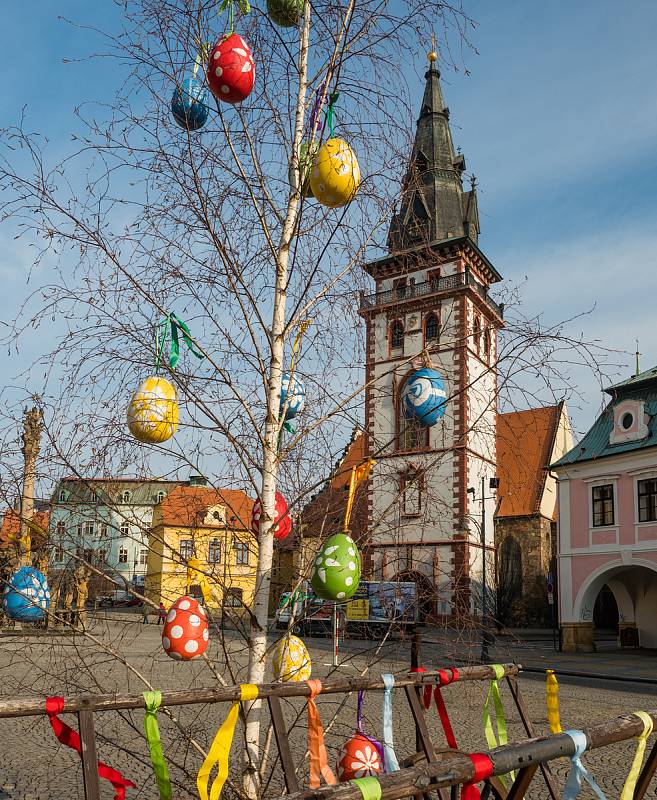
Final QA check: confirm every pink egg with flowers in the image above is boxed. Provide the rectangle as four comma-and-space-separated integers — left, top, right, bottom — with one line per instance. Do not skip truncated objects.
161, 596, 209, 660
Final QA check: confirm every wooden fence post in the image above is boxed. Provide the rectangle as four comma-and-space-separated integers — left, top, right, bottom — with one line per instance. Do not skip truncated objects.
78, 704, 101, 800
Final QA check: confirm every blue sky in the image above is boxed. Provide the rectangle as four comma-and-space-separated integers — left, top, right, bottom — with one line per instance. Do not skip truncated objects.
2, 0, 657, 441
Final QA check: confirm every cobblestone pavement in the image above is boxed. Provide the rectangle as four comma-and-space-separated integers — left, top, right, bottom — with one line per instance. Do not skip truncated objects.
0, 616, 656, 799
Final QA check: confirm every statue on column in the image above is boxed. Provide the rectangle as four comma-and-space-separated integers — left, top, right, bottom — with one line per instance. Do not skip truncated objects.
74, 564, 90, 627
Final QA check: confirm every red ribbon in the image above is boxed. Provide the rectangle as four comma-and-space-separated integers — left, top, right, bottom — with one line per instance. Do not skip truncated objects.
461, 753, 494, 800
419, 668, 459, 749
45, 697, 135, 800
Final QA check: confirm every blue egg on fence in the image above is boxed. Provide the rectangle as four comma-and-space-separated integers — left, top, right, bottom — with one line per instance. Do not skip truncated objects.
171, 77, 210, 131
3, 567, 50, 622
280, 373, 305, 421
401, 368, 447, 427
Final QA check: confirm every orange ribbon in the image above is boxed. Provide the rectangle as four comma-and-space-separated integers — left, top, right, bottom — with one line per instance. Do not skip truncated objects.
306, 679, 337, 788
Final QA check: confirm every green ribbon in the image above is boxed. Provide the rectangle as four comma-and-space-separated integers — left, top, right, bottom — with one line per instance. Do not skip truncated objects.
482, 665, 514, 785
351, 777, 381, 800
217, 0, 250, 33
155, 313, 205, 371
143, 691, 172, 800
326, 91, 340, 138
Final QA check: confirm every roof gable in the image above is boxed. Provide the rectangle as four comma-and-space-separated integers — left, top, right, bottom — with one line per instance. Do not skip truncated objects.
157, 486, 253, 530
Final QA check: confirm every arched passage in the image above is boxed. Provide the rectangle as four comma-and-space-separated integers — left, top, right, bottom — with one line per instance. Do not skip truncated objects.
574, 561, 657, 648
393, 569, 436, 622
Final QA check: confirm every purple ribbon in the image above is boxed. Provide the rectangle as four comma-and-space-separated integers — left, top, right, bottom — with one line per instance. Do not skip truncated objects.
356, 690, 385, 770
309, 81, 326, 134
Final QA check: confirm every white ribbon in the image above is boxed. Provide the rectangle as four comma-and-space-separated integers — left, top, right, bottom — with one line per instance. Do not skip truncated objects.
381, 673, 400, 773
562, 729, 606, 800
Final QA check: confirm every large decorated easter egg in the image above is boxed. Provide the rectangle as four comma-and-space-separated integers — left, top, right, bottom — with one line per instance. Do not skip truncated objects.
309, 138, 361, 208
251, 491, 292, 540
311, 533, 360, 601
289, 140, 317, 198
337, 733, 383, 781
207, 33, 255, 104
280, 372, 305, 421
400, 368, 447, 427
162, 596, 209, 660
267, 0, 304, 26
127, 376, 179, 444
272, 635, 312, 682
171, 76, 210, 131
3, 567, 50, 622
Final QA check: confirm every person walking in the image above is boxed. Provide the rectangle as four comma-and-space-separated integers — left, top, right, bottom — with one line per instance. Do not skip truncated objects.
141, 601, 149, 624
158, 602, 167, 625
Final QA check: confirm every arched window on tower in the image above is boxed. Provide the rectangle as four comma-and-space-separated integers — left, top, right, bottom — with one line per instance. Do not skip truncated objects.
483, 326, 491, 363
397, 382, 429, 452
389, 320, 404, 354
473, 314, 482, 354
498, 536, 523, 624
424, 312, 439, 346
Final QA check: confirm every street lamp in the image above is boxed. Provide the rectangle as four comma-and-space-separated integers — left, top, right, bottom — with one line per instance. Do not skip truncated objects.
467, 476, 499, 662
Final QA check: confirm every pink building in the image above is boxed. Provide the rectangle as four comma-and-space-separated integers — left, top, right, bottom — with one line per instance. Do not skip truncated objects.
553, 367, 657, 651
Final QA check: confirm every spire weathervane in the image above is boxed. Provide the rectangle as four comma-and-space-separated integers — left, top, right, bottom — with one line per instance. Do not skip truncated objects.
636, 338, 641, 377
428, 33, 438, 64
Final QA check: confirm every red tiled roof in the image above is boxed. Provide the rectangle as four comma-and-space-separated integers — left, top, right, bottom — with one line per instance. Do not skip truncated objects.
496, 404, 563, 518
0, 509, 50, 548
157, 486, 254, 530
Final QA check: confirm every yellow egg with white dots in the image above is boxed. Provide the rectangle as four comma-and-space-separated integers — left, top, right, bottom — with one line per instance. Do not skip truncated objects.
272, 635, 312, 682
127, 376, 179, 444
309, 138, 360, 208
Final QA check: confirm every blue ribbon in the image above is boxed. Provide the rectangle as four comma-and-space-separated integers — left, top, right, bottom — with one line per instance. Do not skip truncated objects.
562, 730, 606, 800
381, 674, 400, 773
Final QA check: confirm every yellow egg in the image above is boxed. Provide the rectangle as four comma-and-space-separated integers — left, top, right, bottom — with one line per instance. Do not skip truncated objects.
309, 138, 361, 208
272, 635, 312, 682
127, 376, 179, 444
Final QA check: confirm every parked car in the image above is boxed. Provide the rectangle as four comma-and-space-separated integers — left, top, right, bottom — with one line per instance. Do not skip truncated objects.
98, 590, 140, 608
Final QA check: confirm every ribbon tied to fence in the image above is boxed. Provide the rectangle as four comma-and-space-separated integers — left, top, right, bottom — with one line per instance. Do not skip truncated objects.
562, 729, 606, 800
381, 673, 400, 773
143, 690, 172, 800
45, 696, 135, 800
197, 683, 259, 800
422, 668, 459, 749
461, 752, 494, 800
306, 679, 337, 788
482, 664, 514, 785
351, 775, 382, 800
620, 711, 654, 800
546, 669, 562, 734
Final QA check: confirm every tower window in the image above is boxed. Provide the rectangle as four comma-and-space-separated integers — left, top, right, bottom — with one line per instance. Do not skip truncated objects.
122, 490, 132, 503
473, 315, 482, 354
390, 320, 404, 352
483, 327, 491, 361
401, 471, 423, 516
425, 313, 439, 344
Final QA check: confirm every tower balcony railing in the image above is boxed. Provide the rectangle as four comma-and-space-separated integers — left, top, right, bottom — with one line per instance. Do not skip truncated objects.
359, 268, 504, 319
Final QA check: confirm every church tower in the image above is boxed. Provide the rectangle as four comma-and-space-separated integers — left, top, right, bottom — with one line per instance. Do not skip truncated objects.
359, 53, 503, 619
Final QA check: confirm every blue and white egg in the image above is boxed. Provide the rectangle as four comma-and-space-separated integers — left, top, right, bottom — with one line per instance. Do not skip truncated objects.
401, 368, 447, 427
3, 567, 50, 622
280, 373, 306, 421
171, 77, 210, 131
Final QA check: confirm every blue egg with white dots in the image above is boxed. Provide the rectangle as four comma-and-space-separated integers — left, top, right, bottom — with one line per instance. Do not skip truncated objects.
171, 77, 210, 131
280, 373, 305, 421
401, 368, 447, 427
3, 567, 50, 622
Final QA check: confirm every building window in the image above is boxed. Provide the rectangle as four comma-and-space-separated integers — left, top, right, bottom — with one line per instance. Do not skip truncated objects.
424, 313, 439, 344
638, 479, 657, 523
393, 278, 407, 300
118, 546, 128, 564
83, 521, 94, 537
90, 491, 97, 503
622, 412, 634, 430
139, 548, 148, 565
208, 539, 222, 563
180, 539, 194, 560
397, 389, 429, 452
77, 523, 83, 538
592, 484, 614, 527
122, 490, 132, 503
97, 549, 107, 564
473, 315, 482, 354
56, 520, 66, 537
53, 543, 64, 562
390, 320, 404, 352
59, 489, 67, 502
83, 548, 93, 563
99, 523, 108, 538
156, 491, 166, 503
483, 327, 491, 361
401, 471, 423, 516
234, 541, 249, 565
120, 522, 129, 537
224, 588, 243, 608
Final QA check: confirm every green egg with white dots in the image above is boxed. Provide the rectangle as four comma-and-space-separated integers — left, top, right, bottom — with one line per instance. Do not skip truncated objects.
310, 533, 361, 601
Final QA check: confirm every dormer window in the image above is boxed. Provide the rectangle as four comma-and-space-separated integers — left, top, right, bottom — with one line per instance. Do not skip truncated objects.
58, 489, 67, 502
122, 490, 132, 503
609, 399, 650, 445
156, 490, 166, 504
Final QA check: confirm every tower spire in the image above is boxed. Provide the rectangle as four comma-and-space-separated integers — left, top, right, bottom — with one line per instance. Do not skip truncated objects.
387, 52, 480, 252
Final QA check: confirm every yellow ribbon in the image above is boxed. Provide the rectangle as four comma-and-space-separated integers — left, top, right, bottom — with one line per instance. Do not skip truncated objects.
343, 459, 376, 534
197, 684, 258, 800
620, 711, 654, 800
482, 664, 514, 785
546, 670, 562, 734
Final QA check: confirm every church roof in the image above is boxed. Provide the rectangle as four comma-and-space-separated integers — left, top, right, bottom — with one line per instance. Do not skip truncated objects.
496, 404, 564, 518
553, 368, 657, 467
387, 60, 480, 252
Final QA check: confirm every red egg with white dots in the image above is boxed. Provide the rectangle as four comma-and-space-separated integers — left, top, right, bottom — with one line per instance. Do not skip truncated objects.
161, 596, 209, 661
207, 33, 255, 104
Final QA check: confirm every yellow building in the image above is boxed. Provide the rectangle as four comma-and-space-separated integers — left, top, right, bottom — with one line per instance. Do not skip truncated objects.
146, 485, 256, 613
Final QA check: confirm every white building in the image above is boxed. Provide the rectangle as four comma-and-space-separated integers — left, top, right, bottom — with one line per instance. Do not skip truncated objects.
49, 476, 195, 585
359, 54, 503, 620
